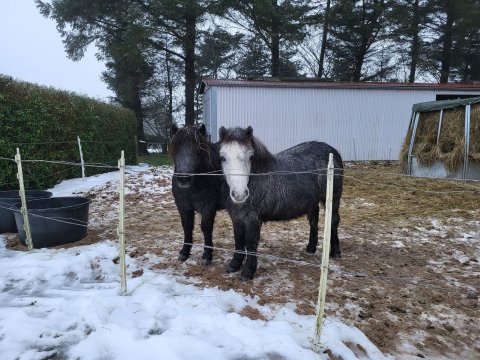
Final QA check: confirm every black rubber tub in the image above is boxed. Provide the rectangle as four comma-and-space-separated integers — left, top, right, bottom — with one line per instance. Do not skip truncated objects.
0, 190, 53, 233
14, 197, 91, 248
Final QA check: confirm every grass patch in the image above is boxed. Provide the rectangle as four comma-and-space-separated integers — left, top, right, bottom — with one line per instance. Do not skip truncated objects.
138, 154, 172, 167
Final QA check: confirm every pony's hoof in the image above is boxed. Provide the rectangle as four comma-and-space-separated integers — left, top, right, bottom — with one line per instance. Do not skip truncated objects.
178, 253, 189, 262
226, 262, 242, 273
329, 251, 342, 259
240, 270, 254, 281
306, 245, 316, 254
226, 265, 239, 273
202, 258, 212, 266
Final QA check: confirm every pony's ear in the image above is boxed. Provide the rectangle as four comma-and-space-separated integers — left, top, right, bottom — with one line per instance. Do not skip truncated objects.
246, 126, 253, 139
171, 123, 179, 135
219, 126, 227, 141
198, 123, 206, 136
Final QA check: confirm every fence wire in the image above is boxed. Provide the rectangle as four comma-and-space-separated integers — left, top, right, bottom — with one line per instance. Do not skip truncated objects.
0, 198, 472, 293
0, 154, 478, 293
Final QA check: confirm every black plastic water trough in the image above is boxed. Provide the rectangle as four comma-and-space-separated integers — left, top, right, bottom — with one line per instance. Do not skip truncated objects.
0, 190, 53, 233
14, 197, 91, 248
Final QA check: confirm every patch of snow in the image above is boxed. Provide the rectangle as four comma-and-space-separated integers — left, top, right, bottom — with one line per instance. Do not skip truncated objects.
452, 251, 470, 264
49, 165, 149, 197
0, 237, 389, 360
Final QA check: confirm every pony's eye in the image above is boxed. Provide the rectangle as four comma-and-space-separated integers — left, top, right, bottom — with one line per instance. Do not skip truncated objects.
220, 156, 226, 162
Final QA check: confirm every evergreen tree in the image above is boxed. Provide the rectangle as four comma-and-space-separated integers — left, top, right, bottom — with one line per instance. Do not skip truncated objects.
389, 0, 431, 82
318, 0, 332, 78
235, 36, 271, 78
222, 0, 312, 77
197, 28, 243, 79
425, 0, 480, 82
101, 26, 155, 154
327, 0, 392, 81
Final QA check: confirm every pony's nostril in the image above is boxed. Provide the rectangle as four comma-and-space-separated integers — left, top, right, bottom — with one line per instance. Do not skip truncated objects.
230, 189, 248, 203
177, 176, 191, 182
176, 175, 192, 187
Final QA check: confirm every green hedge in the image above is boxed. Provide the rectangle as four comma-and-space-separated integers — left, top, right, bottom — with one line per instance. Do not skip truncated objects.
0, 75, 137, 190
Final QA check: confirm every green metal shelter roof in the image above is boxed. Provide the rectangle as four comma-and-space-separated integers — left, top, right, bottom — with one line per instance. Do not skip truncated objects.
412, 97, 480, 113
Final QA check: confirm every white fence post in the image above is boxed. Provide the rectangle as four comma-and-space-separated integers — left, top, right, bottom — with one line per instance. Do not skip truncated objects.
118, 150, 127, 294
15, 148, 33, 251
77, 136, 85, 179
313, 153, 334, 350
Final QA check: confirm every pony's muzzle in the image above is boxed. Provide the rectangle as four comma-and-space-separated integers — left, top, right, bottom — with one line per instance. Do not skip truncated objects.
176, 175, 193, 188
230, 188, 249, 204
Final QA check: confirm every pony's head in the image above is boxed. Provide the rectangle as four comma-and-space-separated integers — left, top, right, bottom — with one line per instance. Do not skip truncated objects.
169, 123, 210, 189
218, 126, 273, 204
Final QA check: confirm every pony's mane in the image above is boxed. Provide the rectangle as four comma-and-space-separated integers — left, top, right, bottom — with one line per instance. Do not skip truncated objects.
220, 127, 275, 171
169, 125, 210, 158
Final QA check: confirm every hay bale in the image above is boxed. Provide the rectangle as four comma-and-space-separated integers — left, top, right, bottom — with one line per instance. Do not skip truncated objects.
402, 99, 480, 176
401, 106, 470, 172
436, 107, 466, 171
412, 111, 440, 166
399, 127, 412, 172
470, 105, 480, 160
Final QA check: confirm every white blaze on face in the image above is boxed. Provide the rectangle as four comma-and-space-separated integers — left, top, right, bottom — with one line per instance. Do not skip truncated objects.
220, 141, 253, 204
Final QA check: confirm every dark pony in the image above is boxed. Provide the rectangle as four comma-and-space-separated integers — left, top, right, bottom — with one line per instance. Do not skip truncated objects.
169, 123, 224, 265
219, 126, 343, 280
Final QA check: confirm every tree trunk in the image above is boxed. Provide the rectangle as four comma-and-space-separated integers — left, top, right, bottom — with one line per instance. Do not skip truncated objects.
133, 90, 148, 155
353, 40, 368, 81
318, 0, 331, 78
408, 0, 420, 83
184, 12, 196, 125
165, 44, 173, 141
271, 33, 280, 76
270, 0, 280, 77
352, 57, 364, 82
440, 4, 455, 83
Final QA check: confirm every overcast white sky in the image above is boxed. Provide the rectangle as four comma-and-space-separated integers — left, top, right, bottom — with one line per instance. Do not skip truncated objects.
0, 1, 113, 100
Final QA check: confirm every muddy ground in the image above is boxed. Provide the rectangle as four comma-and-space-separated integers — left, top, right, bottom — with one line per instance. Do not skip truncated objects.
6, 162, 480, 359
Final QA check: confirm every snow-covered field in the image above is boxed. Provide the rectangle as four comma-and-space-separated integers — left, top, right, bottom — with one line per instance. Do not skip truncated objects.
0, 166, 389, 360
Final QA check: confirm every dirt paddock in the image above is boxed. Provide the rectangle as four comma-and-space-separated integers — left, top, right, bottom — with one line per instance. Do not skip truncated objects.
6, 162, 480, 359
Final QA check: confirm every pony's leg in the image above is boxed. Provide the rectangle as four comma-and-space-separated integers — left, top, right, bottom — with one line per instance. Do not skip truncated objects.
227, 221, 246, 273
240, 219, 261, 281
178, 209, 194, 261
200, 208, 216, 265
306, 205, 320, 253
330, 199, 342, 258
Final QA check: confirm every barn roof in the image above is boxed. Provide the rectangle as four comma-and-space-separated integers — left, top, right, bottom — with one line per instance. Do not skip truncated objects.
412, 96, 480, 112
200, 78, 480, 93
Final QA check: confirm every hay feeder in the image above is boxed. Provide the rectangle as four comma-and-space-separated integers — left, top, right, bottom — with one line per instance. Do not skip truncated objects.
401, 97, 480, 180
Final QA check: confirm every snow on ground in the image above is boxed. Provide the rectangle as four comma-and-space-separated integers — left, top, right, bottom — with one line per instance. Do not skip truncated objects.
49, 164, 152, 197
0, 166, 389, 360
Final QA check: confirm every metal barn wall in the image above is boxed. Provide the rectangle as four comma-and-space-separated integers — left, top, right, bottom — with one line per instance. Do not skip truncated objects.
204, 86, 480, 160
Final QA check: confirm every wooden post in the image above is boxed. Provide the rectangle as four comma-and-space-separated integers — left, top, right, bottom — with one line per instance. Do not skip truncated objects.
77, 136, 85, 179
134, 135, 139, 165
15, 148, 33, 251
313, 153, 334, 349
118, 150, 127, 294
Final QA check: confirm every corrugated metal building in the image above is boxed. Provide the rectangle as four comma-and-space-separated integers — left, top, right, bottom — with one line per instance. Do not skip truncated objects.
200, 79, 480, 160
